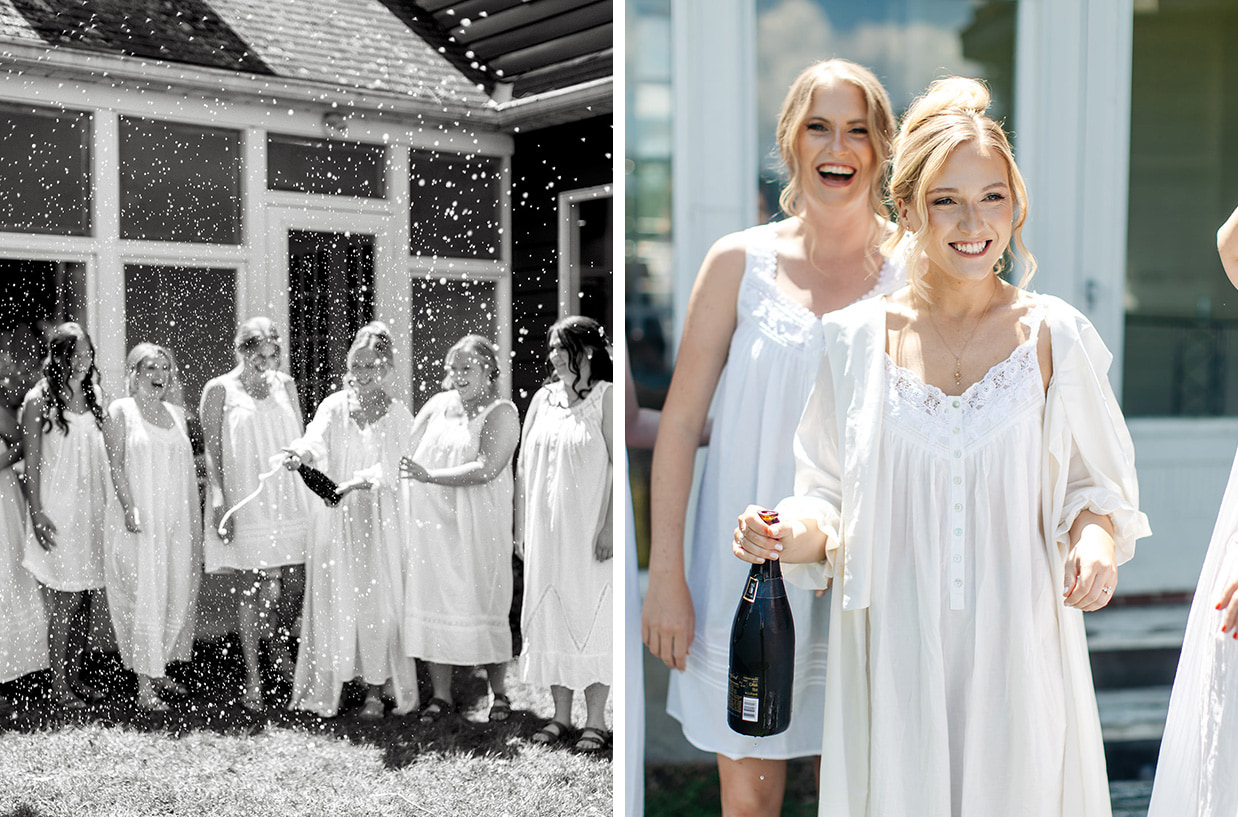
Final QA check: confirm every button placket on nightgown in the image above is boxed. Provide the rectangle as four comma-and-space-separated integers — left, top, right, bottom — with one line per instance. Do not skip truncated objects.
948, 397, 966, 611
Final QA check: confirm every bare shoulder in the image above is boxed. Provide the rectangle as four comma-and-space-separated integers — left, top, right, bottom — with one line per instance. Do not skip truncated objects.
696, 228, 754, 289
882, 287, 916, 329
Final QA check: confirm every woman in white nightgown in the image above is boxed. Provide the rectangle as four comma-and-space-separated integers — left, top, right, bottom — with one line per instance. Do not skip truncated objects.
0, 407, 47, 694
20, 322, 110, 710
201, 317, 310, 711
518, 316, 613, 753
641, 59, 905, 815
283, 322, 418, 719
103, 343, 201, 712
1147, 204, 1238, 816
400, 334, 519, 724
735, 78, 1150, 817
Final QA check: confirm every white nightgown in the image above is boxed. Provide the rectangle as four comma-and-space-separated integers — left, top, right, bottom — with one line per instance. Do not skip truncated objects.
103, 398, 201, 679
519, 381, 612, 690
403, 391, 515, 666
1148, 441, 1238, 815
0, 438, 47, 683
780, 295, 1151, 817
23, 402, 109, 591
668, 222, 907, 760
288, 390, 419, 717
204, 371, 310, 573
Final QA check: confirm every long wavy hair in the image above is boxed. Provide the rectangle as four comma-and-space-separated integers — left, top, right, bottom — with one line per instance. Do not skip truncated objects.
545, 316, 613, 401
40, 322, 104, 435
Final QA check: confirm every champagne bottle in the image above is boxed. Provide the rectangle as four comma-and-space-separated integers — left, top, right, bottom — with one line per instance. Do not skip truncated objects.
727, 510, 795, 736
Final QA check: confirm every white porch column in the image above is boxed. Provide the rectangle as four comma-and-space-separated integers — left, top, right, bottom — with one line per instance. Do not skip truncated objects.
670, 0, 758, 348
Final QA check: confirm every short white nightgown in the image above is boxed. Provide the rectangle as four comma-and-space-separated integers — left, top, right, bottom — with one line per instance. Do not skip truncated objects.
23, 403, 109, 591
0, 438, 47, 683
203, 371, 310, 573
103, 398, 201, 679
403, 391, 515, 666
668, 222, 907, 760
519, 381, 612, 690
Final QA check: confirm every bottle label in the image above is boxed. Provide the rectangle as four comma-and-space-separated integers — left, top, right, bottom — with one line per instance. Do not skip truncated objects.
742, 576, 758, 603
728, 671, 761, 721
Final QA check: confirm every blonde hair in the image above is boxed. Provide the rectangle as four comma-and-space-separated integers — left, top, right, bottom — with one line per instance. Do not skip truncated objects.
884, 76, 1035, 301
775, 58, 895, 221
234, 316, 281, 355
441, 334, 500, 393
347, 321, 394, 367
125, 342, 184, 405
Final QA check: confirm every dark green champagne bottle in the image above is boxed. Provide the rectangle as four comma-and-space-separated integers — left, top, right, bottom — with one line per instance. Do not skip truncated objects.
727, 510, 795, 736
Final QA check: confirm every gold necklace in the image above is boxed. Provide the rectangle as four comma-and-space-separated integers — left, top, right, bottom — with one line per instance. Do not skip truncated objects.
925, 283, 1000, 388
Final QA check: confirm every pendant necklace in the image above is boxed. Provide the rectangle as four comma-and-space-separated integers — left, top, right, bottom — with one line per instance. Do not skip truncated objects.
926, 282, 1000, 389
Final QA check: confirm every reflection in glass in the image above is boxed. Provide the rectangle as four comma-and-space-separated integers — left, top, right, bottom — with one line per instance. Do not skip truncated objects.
1123, 0, 1238, 416
409, 152, 501, 259
120, 117, 242, 244
0, 104, 91, 236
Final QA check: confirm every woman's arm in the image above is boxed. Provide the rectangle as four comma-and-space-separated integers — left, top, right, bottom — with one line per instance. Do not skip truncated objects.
1220, 204, 1238, 289
402, 402, 519, 487
513, 390, 545, 556
19, 389, 56, 550
594, 383, 614, 561
199, 380, 233, 539
103, 405, 141, 533
643, 232, 747, 671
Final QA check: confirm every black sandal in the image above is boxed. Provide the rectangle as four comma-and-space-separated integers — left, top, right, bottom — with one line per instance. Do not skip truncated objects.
418, 697, 454, 724
488, 693, 512, 722
573, 726, 610, 754
531, 719, 570, 745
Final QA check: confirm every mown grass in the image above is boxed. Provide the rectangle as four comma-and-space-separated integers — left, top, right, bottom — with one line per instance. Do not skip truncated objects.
0, 639, 611, 817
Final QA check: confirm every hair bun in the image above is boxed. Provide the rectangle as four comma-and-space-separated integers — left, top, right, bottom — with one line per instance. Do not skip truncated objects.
902, 77, 991, 136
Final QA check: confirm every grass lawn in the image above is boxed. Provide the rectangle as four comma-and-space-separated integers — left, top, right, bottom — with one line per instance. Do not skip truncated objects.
0, 638, 611, 817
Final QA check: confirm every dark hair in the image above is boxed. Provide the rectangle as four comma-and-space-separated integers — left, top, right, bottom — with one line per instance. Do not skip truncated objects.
546, 316, 612, 400
40, 322, 104, 434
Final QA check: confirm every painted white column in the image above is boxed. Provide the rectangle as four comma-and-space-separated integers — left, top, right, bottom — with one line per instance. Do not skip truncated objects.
1016, 0, 1133, 392
670, 0, 758, 348
93, 110, 126, 390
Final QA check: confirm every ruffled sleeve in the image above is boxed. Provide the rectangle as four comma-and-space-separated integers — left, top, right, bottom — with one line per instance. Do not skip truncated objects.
1043, 296, 1152, 566
778, 348, 844, 591
291, 391, 338, 467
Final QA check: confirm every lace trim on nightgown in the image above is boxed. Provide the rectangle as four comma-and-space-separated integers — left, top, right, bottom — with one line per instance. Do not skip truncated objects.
739, 224, 902, 346
885, 308, 1046, 451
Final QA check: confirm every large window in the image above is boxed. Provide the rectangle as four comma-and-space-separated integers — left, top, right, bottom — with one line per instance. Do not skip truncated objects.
0, 261, 89, 414
409, 277, 499, 410
1122, 0, 1238, 416
119, 117, 242, 244
409, 151, 501, 259
267, 134, 386, 198
0, 104, 91, 236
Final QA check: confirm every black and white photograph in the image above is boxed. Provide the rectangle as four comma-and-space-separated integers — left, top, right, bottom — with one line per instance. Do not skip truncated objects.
0, 1, 614, 815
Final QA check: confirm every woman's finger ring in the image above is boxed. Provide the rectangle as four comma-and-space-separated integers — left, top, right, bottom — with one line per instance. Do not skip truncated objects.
1101, 586, 1111, 594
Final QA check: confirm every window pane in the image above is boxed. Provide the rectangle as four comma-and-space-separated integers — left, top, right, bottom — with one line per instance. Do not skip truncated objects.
120, 117, 242, 244
288, 231, 375, 418
1122, 1, 1238, 416
409, 277, 498, 410
124, 265, 236, 411
575, 195, 613, 332
267, 134, 386, 198
409, 152, 501, 259
0, 260, 88, 409
0, 104, 91, 236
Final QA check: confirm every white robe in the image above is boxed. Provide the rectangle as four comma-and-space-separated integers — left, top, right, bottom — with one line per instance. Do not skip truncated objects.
779, 294, 1151, 817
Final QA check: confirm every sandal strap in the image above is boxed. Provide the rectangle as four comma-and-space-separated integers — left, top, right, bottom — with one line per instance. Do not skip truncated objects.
577, 726, 609, 744
538, 719, 570, 737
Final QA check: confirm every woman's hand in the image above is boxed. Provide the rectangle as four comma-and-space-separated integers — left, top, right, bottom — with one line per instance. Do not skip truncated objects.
593, 528, 612, 562
334, 477, 373, 500
1216, 577, 1238, 638
281, 448, 303, 471
733, 505, 787, 564
1063, 516, 1118, 611
123, 506, 142, 534
30, 510, 58, 551
213, 505, 234, 543
642, 576, 694, 671
399, 456, 429, 482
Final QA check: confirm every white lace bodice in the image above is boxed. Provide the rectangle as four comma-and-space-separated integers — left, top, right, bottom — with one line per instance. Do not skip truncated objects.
738, 223, 903, 347
885, 309, 1046, 453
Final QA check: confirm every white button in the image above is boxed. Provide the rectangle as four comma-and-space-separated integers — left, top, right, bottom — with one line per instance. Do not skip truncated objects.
954, 579, 963, 587
952, 399, 961, 408
953, 476, 962, 485
954, 528, 962, 536
953, 554, 961, 562
953, 450, 961, 458
954, 503, 962, 512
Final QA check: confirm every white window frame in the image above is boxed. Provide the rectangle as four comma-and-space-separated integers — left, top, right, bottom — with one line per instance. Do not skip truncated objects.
557, 183, 613, 320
